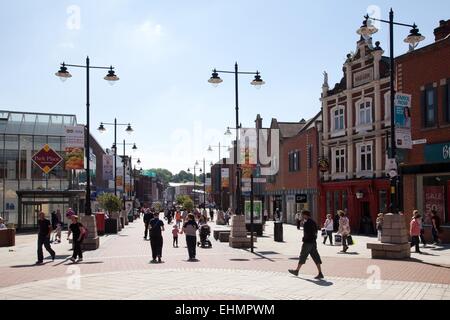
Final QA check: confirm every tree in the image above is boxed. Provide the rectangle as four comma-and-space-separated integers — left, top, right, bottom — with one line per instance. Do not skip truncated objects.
149, 168, 173, 187
97, 193, 122, 214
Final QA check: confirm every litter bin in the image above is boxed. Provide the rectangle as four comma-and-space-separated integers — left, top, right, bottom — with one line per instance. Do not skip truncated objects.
95, 213, 105, 236
274, 222, 283, 242
105, 218, 118, 234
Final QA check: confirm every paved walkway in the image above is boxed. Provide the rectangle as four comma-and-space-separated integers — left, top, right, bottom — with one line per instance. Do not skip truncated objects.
0, 214, 449, 300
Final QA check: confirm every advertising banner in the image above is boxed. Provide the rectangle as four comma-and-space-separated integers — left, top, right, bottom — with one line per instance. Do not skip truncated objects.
32, 144, 63, 174
221, 168, 229, 188
394, 93, 412, 149
245, 200, 263, 224
205, 178, 212, 194
103, 154, 114, 180
423, 186, 445, 223
64, 125, 85, 170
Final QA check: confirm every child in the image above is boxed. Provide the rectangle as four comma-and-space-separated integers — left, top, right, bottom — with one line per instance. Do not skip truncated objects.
172, 225, 180, 248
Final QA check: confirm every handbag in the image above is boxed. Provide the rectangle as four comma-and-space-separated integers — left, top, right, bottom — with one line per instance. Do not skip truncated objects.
321, 228, 327, 237
334, 234, 342, 245
347, 235, 354, 246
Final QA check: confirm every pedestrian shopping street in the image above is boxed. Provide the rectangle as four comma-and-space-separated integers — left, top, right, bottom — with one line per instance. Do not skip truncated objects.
0, 214, 449, 300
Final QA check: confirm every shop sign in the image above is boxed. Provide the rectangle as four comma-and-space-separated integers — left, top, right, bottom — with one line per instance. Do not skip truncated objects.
318, 158, 329, 172
295, 194, 307, 203
425, 142, 450, 164
32, 144, 63, 174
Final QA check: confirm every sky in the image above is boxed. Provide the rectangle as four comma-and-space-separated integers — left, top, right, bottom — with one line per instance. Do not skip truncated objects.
0, 0, 449, 174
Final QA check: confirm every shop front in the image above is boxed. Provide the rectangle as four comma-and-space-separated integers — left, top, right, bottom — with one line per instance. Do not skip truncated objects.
264, 189, 317, 224
320, 179, 390, 234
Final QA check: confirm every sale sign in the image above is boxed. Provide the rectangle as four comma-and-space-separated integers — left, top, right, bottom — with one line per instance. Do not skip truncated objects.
32, 144, 63, 174
423, 186, 445, 222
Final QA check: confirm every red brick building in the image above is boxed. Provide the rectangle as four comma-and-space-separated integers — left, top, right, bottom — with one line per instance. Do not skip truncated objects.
319, 35, 394, 234
259, 113, 322, 224
398, 19, 450, 242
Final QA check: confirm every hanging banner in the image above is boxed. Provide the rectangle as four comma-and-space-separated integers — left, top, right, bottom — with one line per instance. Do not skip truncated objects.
205, 178, 212, 193
64, 125, 85, 170
116, 167, 124, 189
423, 186, 445, 223
221, 168, 229, 188
103, 154, 114, 180
394, 93, 412, 149
241, 146, 257, 181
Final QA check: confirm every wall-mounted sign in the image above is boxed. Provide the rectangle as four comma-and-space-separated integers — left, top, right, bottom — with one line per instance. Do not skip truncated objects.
221, 168, 229, 188
32, 144, 63, 174
353, 68, 374, 87
318, 158, 330, 172
424, 142, 450, 163
295, 194, 308, 204
423, 186, 445, 223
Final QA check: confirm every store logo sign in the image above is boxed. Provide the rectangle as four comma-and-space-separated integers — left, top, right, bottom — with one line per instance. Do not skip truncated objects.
32, 144, 63, 174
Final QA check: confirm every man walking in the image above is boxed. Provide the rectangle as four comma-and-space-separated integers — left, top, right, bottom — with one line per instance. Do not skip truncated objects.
149, 212, 165, 263
143, 207, 152, 240
36, 212, 56, 264
288, 210, 324, 279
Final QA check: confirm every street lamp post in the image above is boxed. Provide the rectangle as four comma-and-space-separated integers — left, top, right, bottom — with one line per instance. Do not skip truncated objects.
208, 63, 265, 215
121, 140, 137, 210
187, 161, 201, 207
357, 9, 424, 213
55, 57, 119, 215
98, 120, 133, 196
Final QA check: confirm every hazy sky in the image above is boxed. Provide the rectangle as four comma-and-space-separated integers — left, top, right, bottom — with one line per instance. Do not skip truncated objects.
1, 0, 448, 173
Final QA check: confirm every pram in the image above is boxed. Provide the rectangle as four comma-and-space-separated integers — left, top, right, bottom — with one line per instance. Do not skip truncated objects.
197, 224, 212, 248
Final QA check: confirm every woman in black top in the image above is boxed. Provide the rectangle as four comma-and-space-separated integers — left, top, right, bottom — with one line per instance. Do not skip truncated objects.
67, 215, 85, 263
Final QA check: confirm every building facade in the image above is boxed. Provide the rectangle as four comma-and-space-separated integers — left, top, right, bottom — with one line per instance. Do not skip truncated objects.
319, 36, 393, 234
398, 19, 450, 242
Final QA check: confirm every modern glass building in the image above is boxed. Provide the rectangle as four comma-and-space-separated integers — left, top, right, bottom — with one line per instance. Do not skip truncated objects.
0, 110, 85, 230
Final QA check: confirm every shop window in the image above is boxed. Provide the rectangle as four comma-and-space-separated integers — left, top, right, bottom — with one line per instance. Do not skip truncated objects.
326, 192, 332, 215
379, 190, 388, 213
334, 191, 340, 214
422, 175, 449, 224
342, 191, 348, 211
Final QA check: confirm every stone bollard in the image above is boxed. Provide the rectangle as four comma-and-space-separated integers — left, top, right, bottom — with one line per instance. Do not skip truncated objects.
367, 213, 411, 259
80, 214, 100, 250
229, 215, 252, 248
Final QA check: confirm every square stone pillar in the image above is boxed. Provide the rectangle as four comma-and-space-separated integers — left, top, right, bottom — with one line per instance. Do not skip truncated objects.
80, 215, 99, 251
229, 215, 252, 248
367, 213, 411, 259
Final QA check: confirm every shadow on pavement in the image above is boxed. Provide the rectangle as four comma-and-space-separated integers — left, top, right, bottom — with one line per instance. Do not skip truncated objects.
10, 261, 53, 268
245, 251, 276, 262
407, 258, 450, 269
297, 277, 334, 286
229, 258, 251, 262
257, 251, 280, 255
337, 252, 360, 255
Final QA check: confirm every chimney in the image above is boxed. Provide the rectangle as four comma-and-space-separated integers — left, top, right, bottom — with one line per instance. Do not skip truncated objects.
255, 114, 263, 129
434, 19, 450, 41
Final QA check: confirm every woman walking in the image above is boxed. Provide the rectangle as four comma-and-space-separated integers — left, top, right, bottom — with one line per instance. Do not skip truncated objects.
376, 213, 384, 241
431, 210, 442, 245
338, 210, 351, 253
410, 212, 422, 254
322, 214, 333, 245
67, 215, 86, 263
181, 213, 199, 261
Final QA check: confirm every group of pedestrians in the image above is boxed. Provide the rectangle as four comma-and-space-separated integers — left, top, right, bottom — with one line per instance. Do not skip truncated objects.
143, 206, 208, 263
410, 209, 442, 253
36, 209, 87, 265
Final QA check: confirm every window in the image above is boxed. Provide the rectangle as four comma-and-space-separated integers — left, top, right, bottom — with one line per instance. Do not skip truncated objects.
357, 98, 372, 126
423, 85, 437, 128
332, 147, 346, 174
445, 81, 450, 123
356, 142, 373, 173
330, 106, 345, 134
288, 151, 300, 172
307, 145, 313, 169
384, 92, 391, 124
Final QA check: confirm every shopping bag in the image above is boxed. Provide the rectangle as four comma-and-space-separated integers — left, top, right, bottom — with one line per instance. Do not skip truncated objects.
334, 234, 342, 246
321, 228, 327, 237
347, 235, 354, 246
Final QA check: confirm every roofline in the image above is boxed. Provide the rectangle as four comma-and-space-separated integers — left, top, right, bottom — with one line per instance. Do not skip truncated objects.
396, 35, 450, 61
0, 110, 78, 120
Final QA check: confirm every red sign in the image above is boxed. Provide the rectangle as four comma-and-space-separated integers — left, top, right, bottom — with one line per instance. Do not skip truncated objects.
423, 186, 445, 223
32, 144, 63, 174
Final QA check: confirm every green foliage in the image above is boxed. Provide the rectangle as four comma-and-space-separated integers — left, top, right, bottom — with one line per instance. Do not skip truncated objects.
97, 193, 122, 214
148, 168, 173, 186
175, 195, 194, 211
